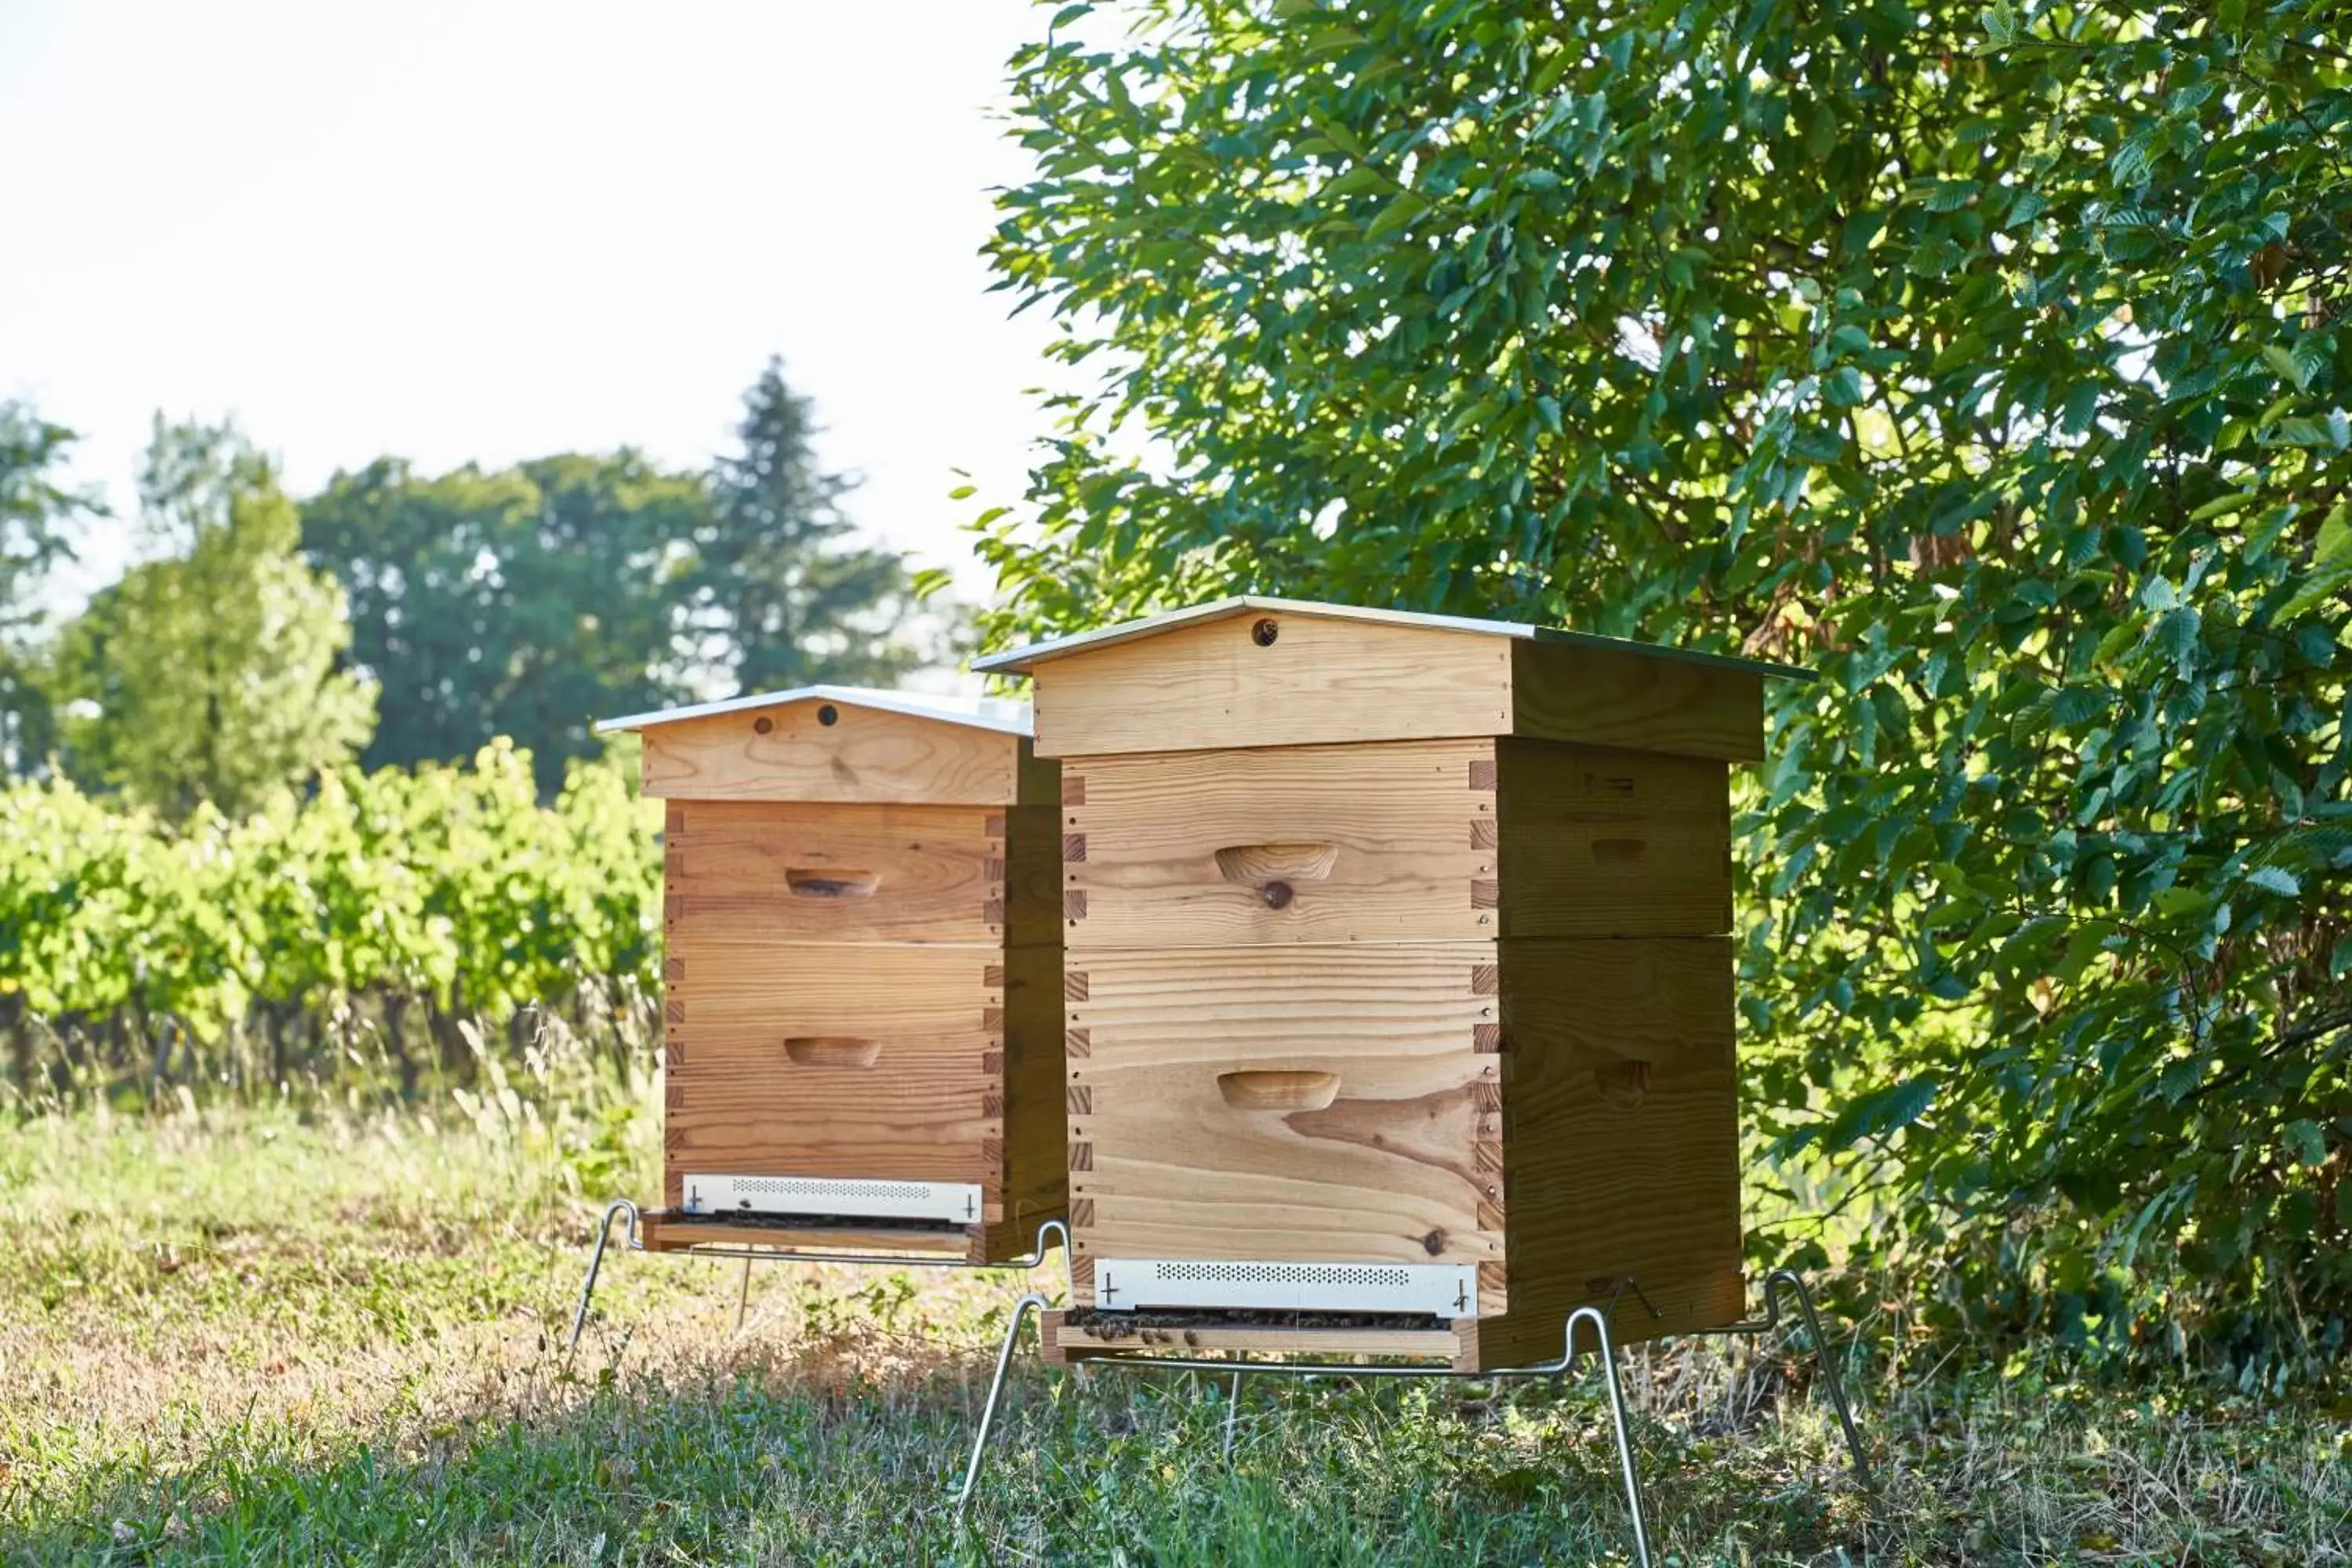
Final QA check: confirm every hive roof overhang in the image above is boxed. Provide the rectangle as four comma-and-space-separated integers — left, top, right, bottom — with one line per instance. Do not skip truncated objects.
594, 684, 1033, 737
970, 595, 1813, 682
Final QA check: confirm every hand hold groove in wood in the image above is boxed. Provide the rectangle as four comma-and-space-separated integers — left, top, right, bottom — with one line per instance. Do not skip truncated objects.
1215, 1069, 1343, 1111
783, 1036, 880, 1068
1211, 841, 1340, 885
783, 868, 881, 898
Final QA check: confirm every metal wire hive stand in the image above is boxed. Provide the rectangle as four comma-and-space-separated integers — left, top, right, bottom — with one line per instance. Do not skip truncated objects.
568, 1203, 1876, 1568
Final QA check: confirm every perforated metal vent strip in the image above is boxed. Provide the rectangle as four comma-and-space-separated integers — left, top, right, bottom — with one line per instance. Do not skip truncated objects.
683, 1173, 982, 1225
1156, 1261, 1414, 1288
1098, 1257, 1479, 1316
732, 1177, 932, 1200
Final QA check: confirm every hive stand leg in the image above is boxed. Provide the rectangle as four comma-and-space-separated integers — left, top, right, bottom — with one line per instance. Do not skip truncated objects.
1760, 1268, 1875, 1492
735, 1254, 756, 1334
1566, 1304, 1653, 1568
566, 1198, 641, 1353
1221, 1369, 1244, 1461
953, 1290, 1049, 1525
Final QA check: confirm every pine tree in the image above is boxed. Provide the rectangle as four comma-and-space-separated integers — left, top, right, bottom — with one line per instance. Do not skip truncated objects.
0, 402, 100, 771
693, 358, 924, 694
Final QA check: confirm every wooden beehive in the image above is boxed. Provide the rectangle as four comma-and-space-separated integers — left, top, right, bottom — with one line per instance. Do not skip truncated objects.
970, 599, 1807, 1370
595, 686, 1065, 1265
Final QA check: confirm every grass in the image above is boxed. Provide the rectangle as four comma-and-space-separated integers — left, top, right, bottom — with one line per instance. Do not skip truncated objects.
2, 1087, 2350, 1564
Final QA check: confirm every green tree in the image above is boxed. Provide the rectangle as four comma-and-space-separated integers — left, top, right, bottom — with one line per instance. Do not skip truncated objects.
303, 361, 933, 792
302, 452, 706, 795
0, 401, 100, 770
982, 2, 2352, 1370
46, 419, 376, 818
691, 357, 927, 692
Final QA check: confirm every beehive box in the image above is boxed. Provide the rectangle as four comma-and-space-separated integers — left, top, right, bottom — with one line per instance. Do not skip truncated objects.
595, 687, 1065, 1264
971, 599, 1807, 1370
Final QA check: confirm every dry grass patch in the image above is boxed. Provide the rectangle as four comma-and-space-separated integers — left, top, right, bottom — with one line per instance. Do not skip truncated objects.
2, 1102, 2349, 1564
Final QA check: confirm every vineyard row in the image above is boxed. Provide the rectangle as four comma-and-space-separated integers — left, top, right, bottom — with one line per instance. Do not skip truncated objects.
0, 740, 664, 1103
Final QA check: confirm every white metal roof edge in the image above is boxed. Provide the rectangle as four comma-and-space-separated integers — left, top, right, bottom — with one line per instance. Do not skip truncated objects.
594, 684, 1033, 737
971, 594, 1813, 681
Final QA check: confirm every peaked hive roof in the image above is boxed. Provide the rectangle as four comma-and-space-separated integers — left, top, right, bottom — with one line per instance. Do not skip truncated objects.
970, 595, 1812, 681
595, 684, 1032, 737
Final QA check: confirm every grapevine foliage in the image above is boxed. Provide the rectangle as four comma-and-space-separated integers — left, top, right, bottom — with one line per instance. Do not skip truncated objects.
0, 744, 662, 1098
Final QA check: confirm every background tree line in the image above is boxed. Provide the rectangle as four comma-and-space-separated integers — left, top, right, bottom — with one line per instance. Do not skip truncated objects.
1, 358, 936, 805
972, 0, 2351, 1381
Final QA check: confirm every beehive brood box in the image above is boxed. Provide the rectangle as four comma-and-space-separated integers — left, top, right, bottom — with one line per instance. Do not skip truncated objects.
595, 687, 1064, 1264
971, 598, 1807, 1370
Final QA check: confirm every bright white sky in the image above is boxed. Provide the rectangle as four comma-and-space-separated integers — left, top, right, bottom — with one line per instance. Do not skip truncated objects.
0, 1, 1064, 612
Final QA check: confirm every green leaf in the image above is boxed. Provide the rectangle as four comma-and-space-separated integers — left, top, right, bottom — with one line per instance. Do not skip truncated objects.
2151, 606, 2201, 677
1828, 1076, 1940, 1150
1365, 190, 1427, 239
2188, 492, 2252, 522
2243, 865, 2301, 897
1922, 180, 1979, 212
1315, 115, 1369, 162
2263, 343, 2310, 390
2284, 1120, 2328, 1168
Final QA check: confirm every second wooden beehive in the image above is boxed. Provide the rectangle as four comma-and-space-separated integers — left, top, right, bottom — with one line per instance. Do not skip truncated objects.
597, 686, 1065, 1265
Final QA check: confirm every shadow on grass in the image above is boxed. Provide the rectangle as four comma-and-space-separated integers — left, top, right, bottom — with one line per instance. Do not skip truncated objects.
1, 1332, 1878, 1567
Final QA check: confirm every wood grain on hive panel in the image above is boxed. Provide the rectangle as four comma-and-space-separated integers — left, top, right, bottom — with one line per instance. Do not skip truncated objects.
1475, 936, 1744, 1363
1067, 946, 1502, 1268
663, 801, 1004, 946
665, 942, 999, 1186
1493, 740, 1733, 938
641, 699, 1022, 803
986, 940, 1070, 1258
1062, 740, 1499, 947
1001, 804, 1066, 953
1509, 640, 1765, 763
1029, 612, 1513, 757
